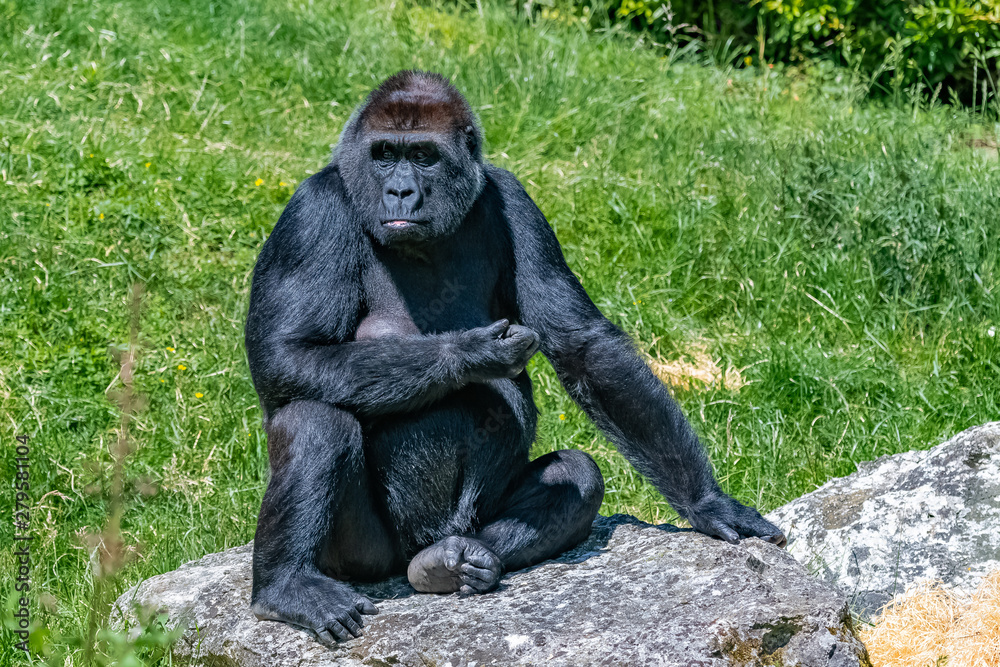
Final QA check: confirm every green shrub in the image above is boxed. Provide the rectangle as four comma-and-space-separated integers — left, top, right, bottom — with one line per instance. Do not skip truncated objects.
522, 0, 1000, 106
755, 0, 1000, 100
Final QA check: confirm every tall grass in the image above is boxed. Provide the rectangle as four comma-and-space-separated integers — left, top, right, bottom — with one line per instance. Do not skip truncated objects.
0, 0, 997, 662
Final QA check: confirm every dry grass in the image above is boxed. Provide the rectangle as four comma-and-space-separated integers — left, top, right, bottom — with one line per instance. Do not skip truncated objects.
646, 342, 745, 392
861, 568, 1000, 667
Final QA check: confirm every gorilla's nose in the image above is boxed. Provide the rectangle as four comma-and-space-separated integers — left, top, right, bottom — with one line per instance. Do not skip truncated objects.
384, 176, 422, 213
387, 186, 415, 202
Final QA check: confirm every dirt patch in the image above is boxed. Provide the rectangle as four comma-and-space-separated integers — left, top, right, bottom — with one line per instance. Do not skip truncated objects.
971, 137, 999, 161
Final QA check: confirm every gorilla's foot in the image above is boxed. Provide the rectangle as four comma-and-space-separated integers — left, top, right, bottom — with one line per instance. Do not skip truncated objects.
251, 570, 379, 645
407, 535, 502, 595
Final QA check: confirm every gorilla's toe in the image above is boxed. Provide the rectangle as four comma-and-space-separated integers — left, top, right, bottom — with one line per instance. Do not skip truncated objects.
252, 570, 378, 644
407, 535, 502, 594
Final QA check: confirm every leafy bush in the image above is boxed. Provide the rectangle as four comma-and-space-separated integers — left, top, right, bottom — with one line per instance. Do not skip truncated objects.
523, 0, 1000, 106
756, 0, 1000, 100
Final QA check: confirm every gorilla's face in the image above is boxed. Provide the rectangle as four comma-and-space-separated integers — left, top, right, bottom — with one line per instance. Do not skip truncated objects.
340, 127, 484, 247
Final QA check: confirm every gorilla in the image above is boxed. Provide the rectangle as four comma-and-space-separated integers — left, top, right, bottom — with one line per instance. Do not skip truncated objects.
245, 70, 785, 645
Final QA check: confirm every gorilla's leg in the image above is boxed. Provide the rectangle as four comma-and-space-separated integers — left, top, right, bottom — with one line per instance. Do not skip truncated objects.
407, 449, 604, 594
252, 401, 399, 644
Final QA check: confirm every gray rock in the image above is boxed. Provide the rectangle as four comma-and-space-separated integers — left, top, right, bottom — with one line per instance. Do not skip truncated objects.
766, 422, 1000, 618
112, 515, 870, 666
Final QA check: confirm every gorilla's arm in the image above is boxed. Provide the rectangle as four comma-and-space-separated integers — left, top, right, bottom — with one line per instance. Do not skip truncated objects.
246, 167, 534, 418
492, 167, 784, 545
249, 329, 477, 418
248, 322, 530, 418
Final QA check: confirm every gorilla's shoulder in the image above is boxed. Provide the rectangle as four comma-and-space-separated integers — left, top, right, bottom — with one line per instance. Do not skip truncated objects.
256, 164, 365, 276
269, 165, 354, 240
481, 164, 540, 233
482, 163, 527, 196
289, 163, 349, 208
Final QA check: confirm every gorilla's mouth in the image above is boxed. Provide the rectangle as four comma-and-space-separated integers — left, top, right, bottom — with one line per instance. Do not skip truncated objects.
382, 220, 423, 229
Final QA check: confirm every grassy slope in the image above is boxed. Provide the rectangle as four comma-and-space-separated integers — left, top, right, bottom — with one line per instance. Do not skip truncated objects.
0, 0, 998, 660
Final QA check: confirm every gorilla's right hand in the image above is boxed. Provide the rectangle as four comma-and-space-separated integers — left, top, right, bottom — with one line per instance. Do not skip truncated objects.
251, 570, 379, 645
460, 319, 540, 381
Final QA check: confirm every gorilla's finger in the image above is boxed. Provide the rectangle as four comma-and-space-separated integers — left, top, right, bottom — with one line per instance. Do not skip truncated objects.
326, 621, 352, 642
765, 533, 788, 548
487, 319, 510, 337
316, 629, 338, 646
356, 598, 379, 614
712, 522, 740, 544
463, 549, 496, 571
444, 546, 462, 570
463, 576, 496, 592
514, 326, 539, 342
506, 329, 538, 351
460, 562, 494, 582
458, 584, 476, 596
340, 613, 363, 637
734, 512, 781, 539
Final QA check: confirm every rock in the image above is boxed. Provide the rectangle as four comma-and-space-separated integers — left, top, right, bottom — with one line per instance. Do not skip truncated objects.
112, 515, 870, 666
766, 422, 1000, 618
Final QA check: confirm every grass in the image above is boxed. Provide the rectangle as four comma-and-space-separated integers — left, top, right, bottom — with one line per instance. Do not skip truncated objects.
0, 0, 998, 662
860, 568, 1000, 666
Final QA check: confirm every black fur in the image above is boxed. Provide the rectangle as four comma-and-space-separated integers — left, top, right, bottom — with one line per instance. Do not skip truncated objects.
245, 71, 785, 645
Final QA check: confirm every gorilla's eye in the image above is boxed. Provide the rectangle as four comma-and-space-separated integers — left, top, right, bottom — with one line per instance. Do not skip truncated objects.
372, 143, 396, 164
409, 145, 438, 166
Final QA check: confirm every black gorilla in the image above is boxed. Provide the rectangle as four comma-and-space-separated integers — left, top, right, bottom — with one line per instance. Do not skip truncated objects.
245, 70, 785, 644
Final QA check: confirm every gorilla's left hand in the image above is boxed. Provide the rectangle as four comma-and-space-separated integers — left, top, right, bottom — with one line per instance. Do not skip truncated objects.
685, 490, 787, 548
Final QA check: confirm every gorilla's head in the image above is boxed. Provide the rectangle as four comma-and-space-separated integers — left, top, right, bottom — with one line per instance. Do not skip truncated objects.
337, 71, 484, 247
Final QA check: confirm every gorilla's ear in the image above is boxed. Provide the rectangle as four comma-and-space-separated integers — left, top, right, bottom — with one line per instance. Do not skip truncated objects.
464, 124, 480, 159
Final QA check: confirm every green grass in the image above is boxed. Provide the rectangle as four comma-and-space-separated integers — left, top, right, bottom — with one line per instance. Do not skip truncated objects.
1, 0, 998, 662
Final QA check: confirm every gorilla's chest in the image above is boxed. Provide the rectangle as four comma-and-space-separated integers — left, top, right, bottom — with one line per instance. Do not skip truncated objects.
357, 240, 506, 338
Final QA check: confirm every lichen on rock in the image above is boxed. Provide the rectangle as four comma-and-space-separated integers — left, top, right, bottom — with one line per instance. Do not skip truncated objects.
767, 422, 1000, 618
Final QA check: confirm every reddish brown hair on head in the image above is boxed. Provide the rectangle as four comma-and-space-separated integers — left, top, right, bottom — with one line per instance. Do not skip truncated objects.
360, 71, 480, 156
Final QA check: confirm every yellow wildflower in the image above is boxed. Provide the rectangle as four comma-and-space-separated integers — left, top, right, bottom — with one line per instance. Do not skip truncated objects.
254, 178, 264, 187
559, 414, 567, 421
195, 392, 203, 398
145, 162, 151, 168
279, 181, 288, 187
177, 364, 186, 370
166, 346, 175, 352
98, 213, 104, 220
